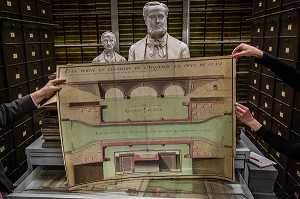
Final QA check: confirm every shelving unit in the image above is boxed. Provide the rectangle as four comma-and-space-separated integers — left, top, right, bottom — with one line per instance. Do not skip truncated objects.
246, 0, 300, 198
0, 0, 56, 182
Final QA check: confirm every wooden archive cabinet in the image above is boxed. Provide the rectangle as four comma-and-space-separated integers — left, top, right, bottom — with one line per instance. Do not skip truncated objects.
0, 0, 55, 183
246, 0, 300, 198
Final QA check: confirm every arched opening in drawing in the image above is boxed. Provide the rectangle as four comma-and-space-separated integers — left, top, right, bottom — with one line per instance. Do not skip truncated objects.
105, 88, 125, 99
130, 86, 158, 98
163, 85, 185, 97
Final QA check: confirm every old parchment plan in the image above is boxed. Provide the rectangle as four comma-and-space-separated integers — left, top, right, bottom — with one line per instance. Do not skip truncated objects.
57, 56, 236, 190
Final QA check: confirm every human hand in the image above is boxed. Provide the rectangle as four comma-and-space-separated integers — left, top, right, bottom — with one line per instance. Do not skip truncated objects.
232, 43, 263, 61
31, 78, 66, 104
234, 102, 262, 132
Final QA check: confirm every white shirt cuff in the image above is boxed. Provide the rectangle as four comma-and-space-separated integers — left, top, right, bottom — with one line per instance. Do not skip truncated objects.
30, 94, 39, 108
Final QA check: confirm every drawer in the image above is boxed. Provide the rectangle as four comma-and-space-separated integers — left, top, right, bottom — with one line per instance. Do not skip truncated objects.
251, 38, 263, 50
272, 118, 290, 141
1, 151, 18, 176
13, 118, 33, 147
16, 136, 34, 164
249, 59, 261, 73
257, 138, 269, 152
40, 0, 51, 3
41, 43, 55, 59
0, 67, 7, 89
0, 45, 3, 66
258, 108, 272, 129
274, 181, 285, 199
295, 91, 300, 110
43, 58, 56, 75
260, 75, 275, 96
263, 38, 278, 57
21, 0, 38, 19
266, 0, 281, 9
278, 37, 298, 61
29, 78, 45, 93
0, 0, 20, 15
280, 11, 300, 37
287, 150, 300, 184
13, 112, 31, 127
247, 101, 259, 119
3, 44, 26, 66
25, 43, 42, 62
27, 61, 43, 80
248, 86, 260, 106
248, 71, 261, 89
2, 21, 23, 43
280, 59, 297, 68
0, 127, 10, 137
39, 25, 54, 43
0, 89, 9, 103
245, 127, 257, 144
282, 0, 300, 5
270, 147, 287, 168
274, 79, 294, 105
253, 0, 265, 14
37, 1, 52, 21
23, 23, 40, 43
255, 141, 268, 157
293, 109, 300, 135
264, 14, 280, 37
259, 92, 273, 115
273, 100, 292, 127
261, 67, 275, 78
271, 158, 285, 187
33, 110, 47, 132
8, 82, 29, 101
0, 131, 14, 159
251, 19, 264, 37
6, 64, 28, 86
19, 159, 28, 176
7, 168, 20, 185
285, 174, 300, 199
35, 130, 42, 139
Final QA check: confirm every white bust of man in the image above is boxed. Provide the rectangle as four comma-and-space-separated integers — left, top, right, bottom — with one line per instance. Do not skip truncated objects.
92, 31, 126, 63
128, 1, 190, 61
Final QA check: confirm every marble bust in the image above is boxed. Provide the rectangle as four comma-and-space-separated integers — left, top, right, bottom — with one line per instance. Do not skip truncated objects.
92, 31, 126, 63
128, 1, 190, 61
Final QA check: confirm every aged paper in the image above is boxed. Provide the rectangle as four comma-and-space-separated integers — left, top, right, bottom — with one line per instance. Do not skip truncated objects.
57, 56, 236, 190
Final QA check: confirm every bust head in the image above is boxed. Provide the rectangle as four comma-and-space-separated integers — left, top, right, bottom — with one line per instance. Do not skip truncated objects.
101, 31, 116, 52
143, 1, 168, 40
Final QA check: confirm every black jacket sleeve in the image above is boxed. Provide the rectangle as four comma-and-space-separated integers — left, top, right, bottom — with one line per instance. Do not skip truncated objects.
0, 95, 36, 192
0, 95, 36, 128
255, 52, 300, 92
256, 126, 300, 160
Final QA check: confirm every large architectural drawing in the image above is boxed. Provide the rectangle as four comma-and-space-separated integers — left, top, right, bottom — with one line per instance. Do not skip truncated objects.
57, 56, 236, 190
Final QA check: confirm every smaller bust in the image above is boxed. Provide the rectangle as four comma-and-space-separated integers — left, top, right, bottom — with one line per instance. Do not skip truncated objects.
92, 31, 126, 63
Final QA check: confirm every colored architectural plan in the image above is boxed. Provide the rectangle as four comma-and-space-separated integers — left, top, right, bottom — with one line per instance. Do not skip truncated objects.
57, 56, 236, 190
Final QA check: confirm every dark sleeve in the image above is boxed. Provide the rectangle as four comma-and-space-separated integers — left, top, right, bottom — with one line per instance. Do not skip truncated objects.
256, 126, 300, 160
0, 95, 36, 128
255, 52, 300, 92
